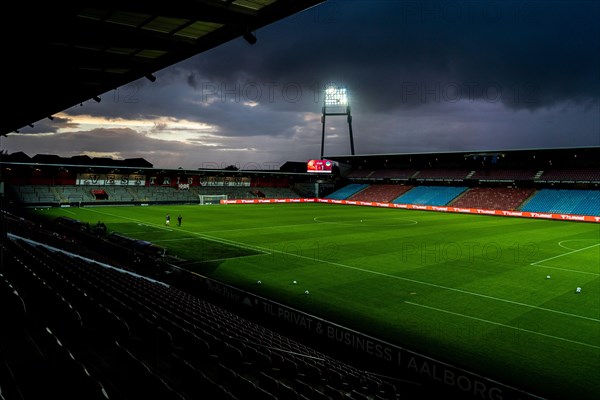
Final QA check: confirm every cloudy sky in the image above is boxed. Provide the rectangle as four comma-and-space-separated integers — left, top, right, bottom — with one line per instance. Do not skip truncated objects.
3, 0, 599, 170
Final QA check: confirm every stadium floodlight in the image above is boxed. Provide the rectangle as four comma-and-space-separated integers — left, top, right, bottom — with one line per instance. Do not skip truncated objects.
324, 86, 348, 106
321, 84, 355, 159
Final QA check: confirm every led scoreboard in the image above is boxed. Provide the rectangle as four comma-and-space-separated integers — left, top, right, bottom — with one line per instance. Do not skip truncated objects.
307, 159, 334, 173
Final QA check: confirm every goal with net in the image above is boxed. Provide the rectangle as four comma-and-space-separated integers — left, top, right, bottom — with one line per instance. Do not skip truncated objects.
198, 194, 228, 205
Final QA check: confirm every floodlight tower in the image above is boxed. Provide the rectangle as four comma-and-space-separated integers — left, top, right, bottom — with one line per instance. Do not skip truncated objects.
321, 85, 354, 159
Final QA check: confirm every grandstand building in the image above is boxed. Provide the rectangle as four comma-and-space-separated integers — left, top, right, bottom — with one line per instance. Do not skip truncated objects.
3, 146, 598, 216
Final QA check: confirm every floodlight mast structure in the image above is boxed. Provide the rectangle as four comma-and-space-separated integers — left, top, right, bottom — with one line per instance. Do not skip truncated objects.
321, 86, 354, 159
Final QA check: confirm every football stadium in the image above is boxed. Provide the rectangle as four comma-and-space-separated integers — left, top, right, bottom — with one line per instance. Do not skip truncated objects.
2, 146, 600, 400
1, 2, 599, 400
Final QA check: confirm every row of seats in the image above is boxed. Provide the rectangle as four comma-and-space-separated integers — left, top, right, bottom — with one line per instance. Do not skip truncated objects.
451, 187, 536, 210
329, 184, 599, 215
414, 169, 472, 180
392, 186, 468, 206
348, 168, 600, 181
9, 185, 304, 205
347, 185, 413, 203
521, 189, 600, 216
326, 184, 369, 200
469, 169, 537, 180
1, 234, 424, 400
538, 168, 600, 181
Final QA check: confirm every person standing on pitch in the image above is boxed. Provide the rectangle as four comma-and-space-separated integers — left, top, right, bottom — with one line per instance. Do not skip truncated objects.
165, 214, 170, 226
177, 214, 182, 226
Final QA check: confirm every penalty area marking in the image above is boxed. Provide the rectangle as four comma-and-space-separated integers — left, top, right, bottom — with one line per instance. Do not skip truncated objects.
530, 242, 600, 276
405, 301, 600, 350
313, 216, 418, 226
558, 239, 600, 251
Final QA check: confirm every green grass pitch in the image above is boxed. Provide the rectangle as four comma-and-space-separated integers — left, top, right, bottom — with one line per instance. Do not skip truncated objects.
33, 203, 600, 400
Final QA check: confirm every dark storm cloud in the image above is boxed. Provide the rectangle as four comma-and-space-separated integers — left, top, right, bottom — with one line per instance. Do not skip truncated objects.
341, 100, 600, 156
183, 0, 600, 112
6, 0, 598, 168
58, 71, 317, 141
48, 0, 600, 127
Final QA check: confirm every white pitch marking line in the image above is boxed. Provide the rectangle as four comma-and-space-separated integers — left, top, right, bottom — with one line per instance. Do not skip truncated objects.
530, 243, 600, 266
313, 216, 418, 226
558, 239, 599, 251
199, 253, 271, 263
405, 301, 600, 349
204, 222, 321, 234
154, 237, 208, 242
531, 264, 599, 276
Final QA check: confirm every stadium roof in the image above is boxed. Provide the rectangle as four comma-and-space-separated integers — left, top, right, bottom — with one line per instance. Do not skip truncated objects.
1, 0, 324, 136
